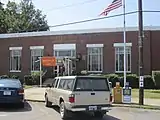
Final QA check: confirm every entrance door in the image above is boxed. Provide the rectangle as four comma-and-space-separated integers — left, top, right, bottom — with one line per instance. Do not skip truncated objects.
64, 58, 73, 76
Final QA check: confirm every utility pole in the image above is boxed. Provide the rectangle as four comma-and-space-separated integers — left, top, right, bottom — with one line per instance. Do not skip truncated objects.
138, 0, 144, 105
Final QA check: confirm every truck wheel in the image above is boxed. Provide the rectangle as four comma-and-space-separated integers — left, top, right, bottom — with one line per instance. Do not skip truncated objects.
45, 95, 52, 107
94, 111, 104, 118
60, 102, 68, 119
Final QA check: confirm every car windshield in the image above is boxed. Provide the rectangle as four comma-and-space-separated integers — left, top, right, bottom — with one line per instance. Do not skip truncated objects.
0, 79, 21, 88
74, 77, 109, 91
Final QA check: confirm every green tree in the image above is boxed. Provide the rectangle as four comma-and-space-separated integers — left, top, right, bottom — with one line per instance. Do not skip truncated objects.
0, 2, 7, 33
0, 0, 49, 33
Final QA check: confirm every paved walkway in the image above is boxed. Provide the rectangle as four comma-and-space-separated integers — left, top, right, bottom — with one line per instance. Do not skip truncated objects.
25, 87, 160, 107
25, 87, 45, 102
132, 98, 160, 107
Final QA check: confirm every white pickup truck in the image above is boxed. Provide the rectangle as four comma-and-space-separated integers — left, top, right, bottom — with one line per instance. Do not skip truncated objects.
44, 76, 112, 119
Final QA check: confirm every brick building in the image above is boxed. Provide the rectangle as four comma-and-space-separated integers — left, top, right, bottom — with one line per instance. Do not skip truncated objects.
0, 26, 160, 78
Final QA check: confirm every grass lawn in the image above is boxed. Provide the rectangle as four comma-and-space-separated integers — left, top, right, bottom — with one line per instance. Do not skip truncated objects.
24, 85, 33, 89
132, 89, 160, 99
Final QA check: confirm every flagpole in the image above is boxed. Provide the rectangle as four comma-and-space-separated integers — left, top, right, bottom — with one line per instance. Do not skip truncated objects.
123, 0, 126, 87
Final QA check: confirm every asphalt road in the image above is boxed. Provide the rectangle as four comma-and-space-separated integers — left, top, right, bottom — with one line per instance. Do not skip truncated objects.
0, 102, 160, 120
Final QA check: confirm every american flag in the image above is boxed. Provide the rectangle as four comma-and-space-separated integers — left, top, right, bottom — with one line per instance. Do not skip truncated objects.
100, 0, 122, 16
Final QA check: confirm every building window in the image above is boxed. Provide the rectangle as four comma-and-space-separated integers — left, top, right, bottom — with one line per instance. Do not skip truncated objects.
54, 50, 76, 58
30, 46, 44, 71
53, 44, 76, 59
87, 44, 103, 72
10, 47, 22, 72
115, 46, 131, 73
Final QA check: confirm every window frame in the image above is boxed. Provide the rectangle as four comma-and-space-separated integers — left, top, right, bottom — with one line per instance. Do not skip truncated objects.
51, 78, 56, 87
54, 78, 60, 88
57, 78, 74, 91
30, 46, 44, 72
86, 44, 103, 73
58, 79, 66, 89
53, 44, 76, 60
114, 43, 132, 73
73, 77, 110, 91
54, 49, 76, 59
9, 47, 22, 72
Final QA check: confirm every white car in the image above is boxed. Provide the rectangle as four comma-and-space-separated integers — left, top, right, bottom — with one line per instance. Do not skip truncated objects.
45, 76, 112, 119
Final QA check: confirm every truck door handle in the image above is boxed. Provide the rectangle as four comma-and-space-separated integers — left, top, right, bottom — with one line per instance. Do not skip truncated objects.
91, 93, 95, 95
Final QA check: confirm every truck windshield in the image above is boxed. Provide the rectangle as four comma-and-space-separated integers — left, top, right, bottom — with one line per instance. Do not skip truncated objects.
74, 77, 110, 91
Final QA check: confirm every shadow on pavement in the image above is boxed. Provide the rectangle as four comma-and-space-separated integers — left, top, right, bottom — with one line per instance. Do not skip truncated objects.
0, 102, 32, 112
51, 105, 60, 112
51, 105, 120, 120
104, 115, 121, 120
68, 114, 121, 120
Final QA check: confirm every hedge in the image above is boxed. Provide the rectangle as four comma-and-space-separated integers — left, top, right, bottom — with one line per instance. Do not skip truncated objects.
153, 71, 160, 89
105, 74, 155, 89
0, 75, 9, 79
24, 75, 40, 85
104, 74, 119, 88
144, 75, 155, 89
24, 75, 34, 85
0, 75, 20, 79
24, 72, 45, 85
11, 75, 19, 79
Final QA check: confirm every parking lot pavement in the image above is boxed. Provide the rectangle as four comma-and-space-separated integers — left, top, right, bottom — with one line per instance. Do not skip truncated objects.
0, 102, 160, 120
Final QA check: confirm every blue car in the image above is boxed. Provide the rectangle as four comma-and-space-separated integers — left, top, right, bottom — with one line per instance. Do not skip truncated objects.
0, 78, 24, 108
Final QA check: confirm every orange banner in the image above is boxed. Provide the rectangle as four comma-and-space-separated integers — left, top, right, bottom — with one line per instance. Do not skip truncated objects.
41, 56, 56, 67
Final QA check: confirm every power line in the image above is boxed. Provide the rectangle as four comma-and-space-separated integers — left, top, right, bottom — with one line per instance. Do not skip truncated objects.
48, 10, 160, 28
45, 0, 100, 12
143, 10, 160, 13
49, 11, 138, 28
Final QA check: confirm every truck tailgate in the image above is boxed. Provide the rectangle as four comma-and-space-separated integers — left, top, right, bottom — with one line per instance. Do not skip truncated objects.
74, 91, 110, 106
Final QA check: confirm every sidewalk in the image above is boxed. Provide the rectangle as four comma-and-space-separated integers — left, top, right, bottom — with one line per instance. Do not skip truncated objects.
132, 98, 160, 107
25, 87, 45, 102
24, 87, 160, 107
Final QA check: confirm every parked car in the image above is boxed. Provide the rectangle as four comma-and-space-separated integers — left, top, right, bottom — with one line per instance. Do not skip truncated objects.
45, 76, 112, 119
0, 78, 25, 108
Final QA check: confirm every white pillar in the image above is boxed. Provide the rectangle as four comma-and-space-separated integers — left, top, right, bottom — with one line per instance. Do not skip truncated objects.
123, 0, 127, 87
39, 57, 42, 87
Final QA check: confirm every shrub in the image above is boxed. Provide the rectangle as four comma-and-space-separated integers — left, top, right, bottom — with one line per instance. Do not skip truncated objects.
105, 73, 156, 89
0, 75, 9, 79
118, 74, 138, 88
32, 74, 40, 85
11, 75, 19, 79
24, 75, 34, 85
153, 71, 160, 89
105, 74, 138, 88
126, 74, 139, 88
105, 74, 119, 87
118, 76, 124, 87
31, 72, 45, 85
144, 75, 155, 89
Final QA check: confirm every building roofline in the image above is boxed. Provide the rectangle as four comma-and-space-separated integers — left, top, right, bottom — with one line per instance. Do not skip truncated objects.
0, 26, 160, 39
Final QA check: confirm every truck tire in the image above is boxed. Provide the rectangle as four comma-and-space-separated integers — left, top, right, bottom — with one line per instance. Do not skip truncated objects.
60, 102, 68, 120
45, 94, 52, 107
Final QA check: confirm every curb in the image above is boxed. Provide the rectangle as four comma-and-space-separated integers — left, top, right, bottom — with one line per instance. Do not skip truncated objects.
25, 99, 45, 103
112, 104, 160, 110
25, 99, 160, 110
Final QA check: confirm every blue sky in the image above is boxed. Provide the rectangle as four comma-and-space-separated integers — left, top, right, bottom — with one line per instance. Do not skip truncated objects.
3, 0, 160, 31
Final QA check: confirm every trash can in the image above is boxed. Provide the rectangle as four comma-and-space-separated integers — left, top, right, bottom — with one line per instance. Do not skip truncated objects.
113, 82, 122, 103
